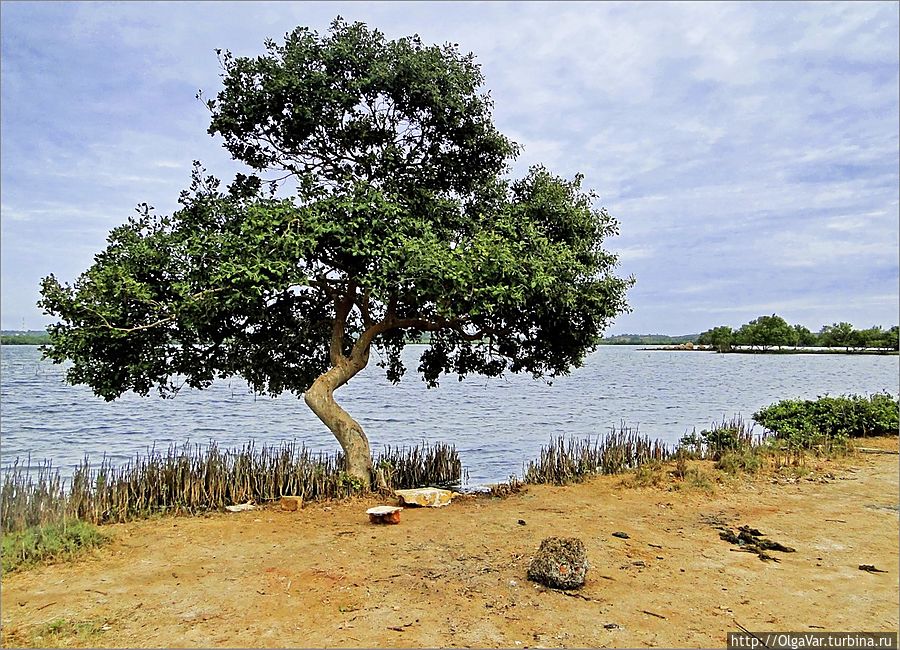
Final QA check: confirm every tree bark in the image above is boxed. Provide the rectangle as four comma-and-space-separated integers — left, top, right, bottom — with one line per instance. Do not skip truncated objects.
304, 356, 375, 489
302, 287, 456, 490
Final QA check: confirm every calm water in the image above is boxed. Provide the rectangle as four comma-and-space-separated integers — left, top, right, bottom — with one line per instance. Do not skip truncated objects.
1, 345, 897, 484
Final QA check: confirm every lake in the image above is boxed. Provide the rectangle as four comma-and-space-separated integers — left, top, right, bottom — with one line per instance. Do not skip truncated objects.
1, 345, 897, 484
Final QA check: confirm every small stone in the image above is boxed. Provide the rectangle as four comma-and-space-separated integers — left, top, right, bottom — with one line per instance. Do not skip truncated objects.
612, 531, 630, 539
280, 496, 304, 511
394, 488, 454, 508
366, 505, 403, 524
527, 536, 589, 590
518, 519, 527, 526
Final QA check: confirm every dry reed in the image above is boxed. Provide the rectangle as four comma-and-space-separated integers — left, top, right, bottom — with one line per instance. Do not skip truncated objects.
1, 440, 465, 531
523, 422, 673, 485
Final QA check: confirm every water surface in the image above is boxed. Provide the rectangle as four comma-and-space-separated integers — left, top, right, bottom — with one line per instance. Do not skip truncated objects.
1, 345, 896, 483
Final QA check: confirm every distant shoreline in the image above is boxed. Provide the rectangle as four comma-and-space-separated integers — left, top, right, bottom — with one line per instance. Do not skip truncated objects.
643, 344, 899, 355
3, 338, 897, 356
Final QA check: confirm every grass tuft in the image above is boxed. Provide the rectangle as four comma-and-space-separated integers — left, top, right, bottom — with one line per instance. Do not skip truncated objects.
1, 520, 107, 573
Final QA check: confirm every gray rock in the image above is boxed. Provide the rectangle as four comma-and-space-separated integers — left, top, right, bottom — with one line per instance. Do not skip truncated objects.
527, 536, 589, 590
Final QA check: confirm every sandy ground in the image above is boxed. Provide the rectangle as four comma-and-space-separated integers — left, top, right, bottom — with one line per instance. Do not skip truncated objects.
2, 437, 898, 648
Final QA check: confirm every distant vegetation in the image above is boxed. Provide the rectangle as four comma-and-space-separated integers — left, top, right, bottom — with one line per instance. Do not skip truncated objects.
696, 315, 899, 353
8, 321, 895, 353
598, 333, 698, 345
1, 331, 50, 345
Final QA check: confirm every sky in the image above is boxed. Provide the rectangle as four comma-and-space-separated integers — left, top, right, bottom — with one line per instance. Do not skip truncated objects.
1, 1, 898, 335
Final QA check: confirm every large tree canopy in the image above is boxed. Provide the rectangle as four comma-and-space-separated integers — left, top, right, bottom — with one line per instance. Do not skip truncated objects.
39, 19, 633, 487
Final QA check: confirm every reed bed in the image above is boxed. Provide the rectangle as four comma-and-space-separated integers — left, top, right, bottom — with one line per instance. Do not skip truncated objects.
377, 442, 466, 489
0, 458, 68, 532
523, 423, 673, 485
1, 440, 465, 531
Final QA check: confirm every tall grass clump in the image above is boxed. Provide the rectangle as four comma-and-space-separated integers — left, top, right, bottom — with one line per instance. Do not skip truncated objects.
377, 442, 465, 490
677, 415, 763, 460
1, 440, 465, 530
523, 423, 672, 485
0, 458, 68, 531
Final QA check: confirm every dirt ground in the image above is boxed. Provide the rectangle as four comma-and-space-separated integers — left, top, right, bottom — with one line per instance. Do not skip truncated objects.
2, 437, 898, 648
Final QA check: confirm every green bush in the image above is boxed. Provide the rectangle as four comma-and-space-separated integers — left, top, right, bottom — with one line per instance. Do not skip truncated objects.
1, 520, 107, 573
753, 393, 899, 447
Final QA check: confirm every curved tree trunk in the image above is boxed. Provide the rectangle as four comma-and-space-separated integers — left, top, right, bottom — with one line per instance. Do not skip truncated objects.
304, 355, 375, 489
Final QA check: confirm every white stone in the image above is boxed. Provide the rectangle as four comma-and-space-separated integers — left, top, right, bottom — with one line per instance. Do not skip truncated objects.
394, 487, 454, 507
225, 502, 256, 512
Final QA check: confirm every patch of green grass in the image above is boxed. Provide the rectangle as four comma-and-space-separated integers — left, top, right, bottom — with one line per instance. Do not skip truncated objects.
715, 447, 765, 475
620, 461, 667, 489
678, 467, 716, 493
1, 520, 107, 573
5, 617, 107, 647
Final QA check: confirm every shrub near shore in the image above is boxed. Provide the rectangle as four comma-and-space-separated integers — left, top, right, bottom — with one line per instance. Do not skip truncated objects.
753, 393, 899, 445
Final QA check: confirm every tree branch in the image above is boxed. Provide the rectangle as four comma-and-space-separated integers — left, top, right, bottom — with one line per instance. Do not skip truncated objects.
86, 288, 222, 334
359, 287, 374, 328
330, 281, 357, 365
349, 313, 486, 361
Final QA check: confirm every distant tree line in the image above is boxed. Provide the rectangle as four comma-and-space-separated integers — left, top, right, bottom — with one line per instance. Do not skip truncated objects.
0, 331, 51, 345
696, 315, 899, 353
598, 334, 698, 346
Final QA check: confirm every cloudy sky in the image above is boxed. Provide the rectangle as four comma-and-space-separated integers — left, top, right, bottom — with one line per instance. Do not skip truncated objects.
2, 1, 897, 335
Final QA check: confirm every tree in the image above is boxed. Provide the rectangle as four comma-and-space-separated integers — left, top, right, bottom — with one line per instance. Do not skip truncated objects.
736, 314, 793, 351
882, 326, 900, 351
791, 324, 817, 348
854, 326, 880, 350
820, 322, 855, 351
38, 19, 633, 488
697, 325, 734, 352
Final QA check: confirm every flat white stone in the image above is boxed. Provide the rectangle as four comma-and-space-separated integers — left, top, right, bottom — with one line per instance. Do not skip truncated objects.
225, 502, 256, 512
366, 505, 403, 515
394, 487, 453, 507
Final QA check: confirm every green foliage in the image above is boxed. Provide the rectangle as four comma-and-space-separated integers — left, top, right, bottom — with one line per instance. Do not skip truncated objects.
735, 314, 794, 350
819, 322, 855, 350
38, 18, 632, 409
696, 325, 734, 352
0, 331, 50, 345
697, 316, 898, 353
620, 461, 666, 489
1, 521, 107, 573
791, 324, 816, 347
753, 393, 900, 447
